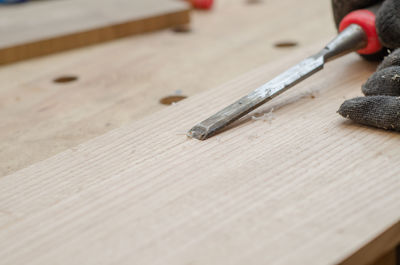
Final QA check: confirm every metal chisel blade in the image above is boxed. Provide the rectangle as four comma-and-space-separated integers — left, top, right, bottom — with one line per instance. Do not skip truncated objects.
187, 24, 368, 140
187, 56, 325, 140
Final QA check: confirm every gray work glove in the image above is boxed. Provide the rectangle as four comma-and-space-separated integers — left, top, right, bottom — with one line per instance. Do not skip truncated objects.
332, 0, 400, 131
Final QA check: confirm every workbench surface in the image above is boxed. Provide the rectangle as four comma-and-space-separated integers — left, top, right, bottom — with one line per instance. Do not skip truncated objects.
0, 0, 399, 265
0, 0, 334, 177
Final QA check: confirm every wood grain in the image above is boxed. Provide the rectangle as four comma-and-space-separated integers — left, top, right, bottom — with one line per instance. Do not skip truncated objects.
0, 0, 335, 177
0, 0, 190, 65
0, 45, 399, 264
1, 0, 398, 263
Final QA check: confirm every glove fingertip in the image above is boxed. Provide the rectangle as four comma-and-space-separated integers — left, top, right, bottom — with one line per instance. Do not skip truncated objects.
362, 67, 400, 97
338, 96, 400, 131
377, 49, 400, 71
337, 97, 362, 119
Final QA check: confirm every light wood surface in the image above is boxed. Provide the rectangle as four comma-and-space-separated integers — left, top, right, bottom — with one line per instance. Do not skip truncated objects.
0, 0, 398, 264
0, 0, 335, 177
1, 36, 399, 265
0, 0, 190, 65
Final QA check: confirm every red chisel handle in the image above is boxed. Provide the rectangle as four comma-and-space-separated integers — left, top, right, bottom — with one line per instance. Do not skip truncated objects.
190, 0, 213, 9
339, 5, 382, 55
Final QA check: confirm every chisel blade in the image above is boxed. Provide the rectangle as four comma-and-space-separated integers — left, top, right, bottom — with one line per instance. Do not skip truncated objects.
187, 24, 368, 140
187, 56, 324, 140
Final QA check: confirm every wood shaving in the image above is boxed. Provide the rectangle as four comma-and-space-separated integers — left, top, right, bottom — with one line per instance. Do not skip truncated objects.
252, 108, 274, 123
391, 74, 400, 81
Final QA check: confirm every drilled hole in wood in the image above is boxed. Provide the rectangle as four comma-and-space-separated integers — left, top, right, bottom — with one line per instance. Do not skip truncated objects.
160, 95, 187, 105
53, 76, 78, 84
246, 0, 263, 4
274, 41, 298, 48
172, 24, 191, 33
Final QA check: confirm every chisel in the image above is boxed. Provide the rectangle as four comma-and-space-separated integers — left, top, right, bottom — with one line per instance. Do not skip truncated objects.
187, 6, 383, 140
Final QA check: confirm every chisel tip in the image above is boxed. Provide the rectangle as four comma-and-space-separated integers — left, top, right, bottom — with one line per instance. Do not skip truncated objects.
187, 125, 210, 140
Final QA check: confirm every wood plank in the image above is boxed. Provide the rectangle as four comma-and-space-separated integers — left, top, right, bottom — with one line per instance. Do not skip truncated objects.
0, 0, 190, 65
0, 0, 335, 177
0, 43, 399, 264
371, 249, 397, 265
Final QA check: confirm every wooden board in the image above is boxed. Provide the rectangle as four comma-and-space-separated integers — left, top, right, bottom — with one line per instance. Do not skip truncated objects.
0, 44, 399, 265
0, 0, 336, 177
370, 249, 397, 265
0, 0, 190, 65
0, 0, 398, 263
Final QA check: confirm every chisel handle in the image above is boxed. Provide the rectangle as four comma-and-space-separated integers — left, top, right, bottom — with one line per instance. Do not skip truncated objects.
0, 0, 27, 3
339, 3, 383, 55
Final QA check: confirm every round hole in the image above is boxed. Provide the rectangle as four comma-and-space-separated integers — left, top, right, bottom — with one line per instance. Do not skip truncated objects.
172, 24, 191, 33
247, 0, 263, 4
274, 41, 298, 48
159, 95, 187, 105
53, 75, 78, 84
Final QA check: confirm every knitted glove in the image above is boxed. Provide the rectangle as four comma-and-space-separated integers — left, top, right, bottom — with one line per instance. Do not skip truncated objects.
332, 0, 400, 131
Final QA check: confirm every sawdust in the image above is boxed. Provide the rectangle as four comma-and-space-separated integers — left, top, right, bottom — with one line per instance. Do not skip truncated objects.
247, 134, 260, 140
310, 90, 319, 99
252, 108, 275, 123
250, 88, 320, 123
391, 74, 400, 81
